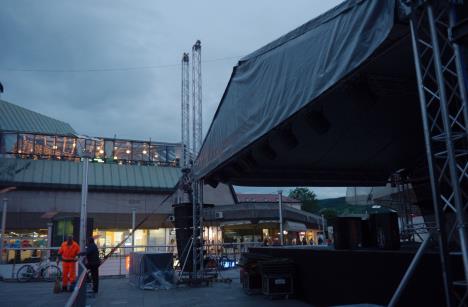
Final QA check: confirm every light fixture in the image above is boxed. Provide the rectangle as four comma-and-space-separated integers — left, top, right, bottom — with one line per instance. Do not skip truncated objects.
126, 149, 131, 154
114, 156, 118, 160
52, 145, 58, 150
18, 150, 22, 154
154, 154, 159, 158
142, 150, 147, 155
72, 143, 76, 147
99, 149, 104, 154
96, 146, 100, 150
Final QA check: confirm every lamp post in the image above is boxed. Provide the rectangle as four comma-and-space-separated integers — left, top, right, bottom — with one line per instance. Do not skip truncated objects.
278, 190, 284, 246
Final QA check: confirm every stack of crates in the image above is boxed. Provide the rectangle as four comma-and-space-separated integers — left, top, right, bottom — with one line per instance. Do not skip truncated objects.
238, 253, 272, 295
258, 258, 295, 299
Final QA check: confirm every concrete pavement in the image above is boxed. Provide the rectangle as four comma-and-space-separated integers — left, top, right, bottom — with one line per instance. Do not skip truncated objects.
89, 269, 309, 307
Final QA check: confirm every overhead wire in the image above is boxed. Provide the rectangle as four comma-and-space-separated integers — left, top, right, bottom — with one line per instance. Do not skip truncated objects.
0, 55, 241, 73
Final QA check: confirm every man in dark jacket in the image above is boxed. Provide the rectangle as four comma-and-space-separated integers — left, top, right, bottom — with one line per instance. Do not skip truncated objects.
79, 237, 100, 293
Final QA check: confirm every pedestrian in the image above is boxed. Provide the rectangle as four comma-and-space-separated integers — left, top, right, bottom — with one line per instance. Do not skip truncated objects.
318, 235, 324, 245
79, 237, 100, 294
302, 237, 307, 245
58, 236, 80, 292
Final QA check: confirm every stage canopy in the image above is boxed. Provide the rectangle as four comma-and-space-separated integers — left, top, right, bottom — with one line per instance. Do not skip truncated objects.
193, 0, 427, 187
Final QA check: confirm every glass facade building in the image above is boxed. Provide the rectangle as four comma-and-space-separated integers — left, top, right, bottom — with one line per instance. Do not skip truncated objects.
0, 131, 182, 167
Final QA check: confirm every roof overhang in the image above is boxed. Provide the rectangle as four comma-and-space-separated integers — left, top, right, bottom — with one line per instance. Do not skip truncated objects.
192, 0, 431, 187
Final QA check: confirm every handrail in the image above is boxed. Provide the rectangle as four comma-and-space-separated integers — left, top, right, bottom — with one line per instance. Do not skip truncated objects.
64, 258, 87, 307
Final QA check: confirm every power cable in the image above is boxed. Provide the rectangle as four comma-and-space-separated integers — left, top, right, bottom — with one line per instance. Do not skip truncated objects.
0, 56, 241, 73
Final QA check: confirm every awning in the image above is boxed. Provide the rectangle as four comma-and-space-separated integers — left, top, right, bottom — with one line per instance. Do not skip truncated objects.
284, 221, 308, 232
193, 0, 428, 187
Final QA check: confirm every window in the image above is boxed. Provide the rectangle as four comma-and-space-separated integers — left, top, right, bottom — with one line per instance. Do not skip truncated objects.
114, 140, 132, 160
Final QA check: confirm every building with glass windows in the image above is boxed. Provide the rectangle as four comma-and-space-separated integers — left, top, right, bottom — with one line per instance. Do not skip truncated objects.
0, 99, 321, 262
0, 99, 236, 254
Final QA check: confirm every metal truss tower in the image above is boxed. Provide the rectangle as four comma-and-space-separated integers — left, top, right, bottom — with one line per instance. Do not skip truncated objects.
181, 53, 190, 166
191, 179, 204, 279
192, 40, 203, 156
390, 1, 468, 306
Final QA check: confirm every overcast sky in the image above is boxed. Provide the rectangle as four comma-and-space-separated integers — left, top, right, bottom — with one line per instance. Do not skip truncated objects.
0, 0, 346, 199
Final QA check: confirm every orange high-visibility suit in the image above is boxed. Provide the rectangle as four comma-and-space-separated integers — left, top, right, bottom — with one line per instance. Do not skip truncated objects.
58, 240, 80, 288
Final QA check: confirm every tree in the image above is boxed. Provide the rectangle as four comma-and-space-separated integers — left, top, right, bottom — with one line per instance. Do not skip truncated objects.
288, 188, 317, 213
320, 208, 338, 223
288, 187, 316, 202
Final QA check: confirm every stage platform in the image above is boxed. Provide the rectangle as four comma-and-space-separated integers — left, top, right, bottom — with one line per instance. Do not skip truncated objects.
250, 246, 464, 307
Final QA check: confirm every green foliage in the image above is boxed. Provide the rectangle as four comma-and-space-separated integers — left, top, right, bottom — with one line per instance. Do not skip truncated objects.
301, 200, 320, 214
320, 208, 338, 221
288, 187, 317, 202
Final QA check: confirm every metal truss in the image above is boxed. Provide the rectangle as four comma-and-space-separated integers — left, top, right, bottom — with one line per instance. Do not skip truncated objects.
192, 40, 203, 156
181, 53, 191, 166
191, 179, 204, 279
390, 1, 468, 306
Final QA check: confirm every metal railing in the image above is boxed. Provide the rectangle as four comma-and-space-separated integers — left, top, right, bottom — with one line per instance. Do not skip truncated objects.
0, 247, 60, 279
64, 259, 87, 307
96, 242, 265, 276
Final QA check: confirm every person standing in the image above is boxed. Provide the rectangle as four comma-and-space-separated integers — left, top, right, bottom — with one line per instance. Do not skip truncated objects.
79, 237, 100, 293
58, 236, 80, 292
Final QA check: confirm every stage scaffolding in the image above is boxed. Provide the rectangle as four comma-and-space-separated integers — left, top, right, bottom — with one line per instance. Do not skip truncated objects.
391, 1, 468, 306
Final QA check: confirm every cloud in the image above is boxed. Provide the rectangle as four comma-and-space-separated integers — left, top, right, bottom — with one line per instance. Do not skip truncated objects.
0, 0, 343, 142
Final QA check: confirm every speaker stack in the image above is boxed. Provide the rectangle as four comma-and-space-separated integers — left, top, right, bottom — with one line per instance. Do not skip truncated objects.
333, 212, 400, 250
172, 202, 214, 272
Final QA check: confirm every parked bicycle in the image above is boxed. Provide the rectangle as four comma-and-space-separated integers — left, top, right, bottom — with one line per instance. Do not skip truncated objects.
16, 257, 61, 282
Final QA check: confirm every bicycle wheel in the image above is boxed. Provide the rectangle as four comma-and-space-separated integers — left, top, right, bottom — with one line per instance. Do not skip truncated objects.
41, 264, 61, 282
17, 265, 35, 282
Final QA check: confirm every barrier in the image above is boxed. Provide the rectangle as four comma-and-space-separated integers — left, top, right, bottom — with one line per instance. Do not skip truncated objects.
64, 259, 87, 307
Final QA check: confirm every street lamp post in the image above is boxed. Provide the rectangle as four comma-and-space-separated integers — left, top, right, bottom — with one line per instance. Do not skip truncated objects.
278, 190, 284, 246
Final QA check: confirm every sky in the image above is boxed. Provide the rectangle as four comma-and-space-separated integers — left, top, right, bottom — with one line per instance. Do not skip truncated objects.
0, 0, 346, 199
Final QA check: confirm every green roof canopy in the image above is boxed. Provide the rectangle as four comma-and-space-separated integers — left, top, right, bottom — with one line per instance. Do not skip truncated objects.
0, 158, 181, 192
0, 100, 76, 135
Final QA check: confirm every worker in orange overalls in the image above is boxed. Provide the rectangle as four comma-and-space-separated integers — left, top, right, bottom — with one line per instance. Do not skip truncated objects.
58, 236, 80, 292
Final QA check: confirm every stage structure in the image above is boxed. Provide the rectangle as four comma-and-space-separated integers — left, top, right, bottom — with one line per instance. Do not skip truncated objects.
192, 40, 203, 156
181, 53, 190, 166
178, 40, 207, 283
389, 1, 468, 306
188, 0, 467, 305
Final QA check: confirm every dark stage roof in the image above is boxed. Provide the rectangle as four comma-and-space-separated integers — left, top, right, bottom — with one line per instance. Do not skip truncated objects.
193, 0, 465, 187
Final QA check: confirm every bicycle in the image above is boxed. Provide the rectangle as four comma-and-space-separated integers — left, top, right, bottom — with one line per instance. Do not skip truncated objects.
16, 257, 62, 282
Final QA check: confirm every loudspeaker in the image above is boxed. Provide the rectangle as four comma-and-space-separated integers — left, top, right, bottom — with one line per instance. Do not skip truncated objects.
333, 217, 362, 250
369, 212, 400, 250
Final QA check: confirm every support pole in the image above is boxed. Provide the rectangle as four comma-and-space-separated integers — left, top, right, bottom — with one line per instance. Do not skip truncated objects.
321, 214, 326, 241
47, 222, 53, 260
278, 190, 284, 246
388, 234, 432, 307
131, 208, 136, 253
79, 158, 89, 255
0, 198, 7, 264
